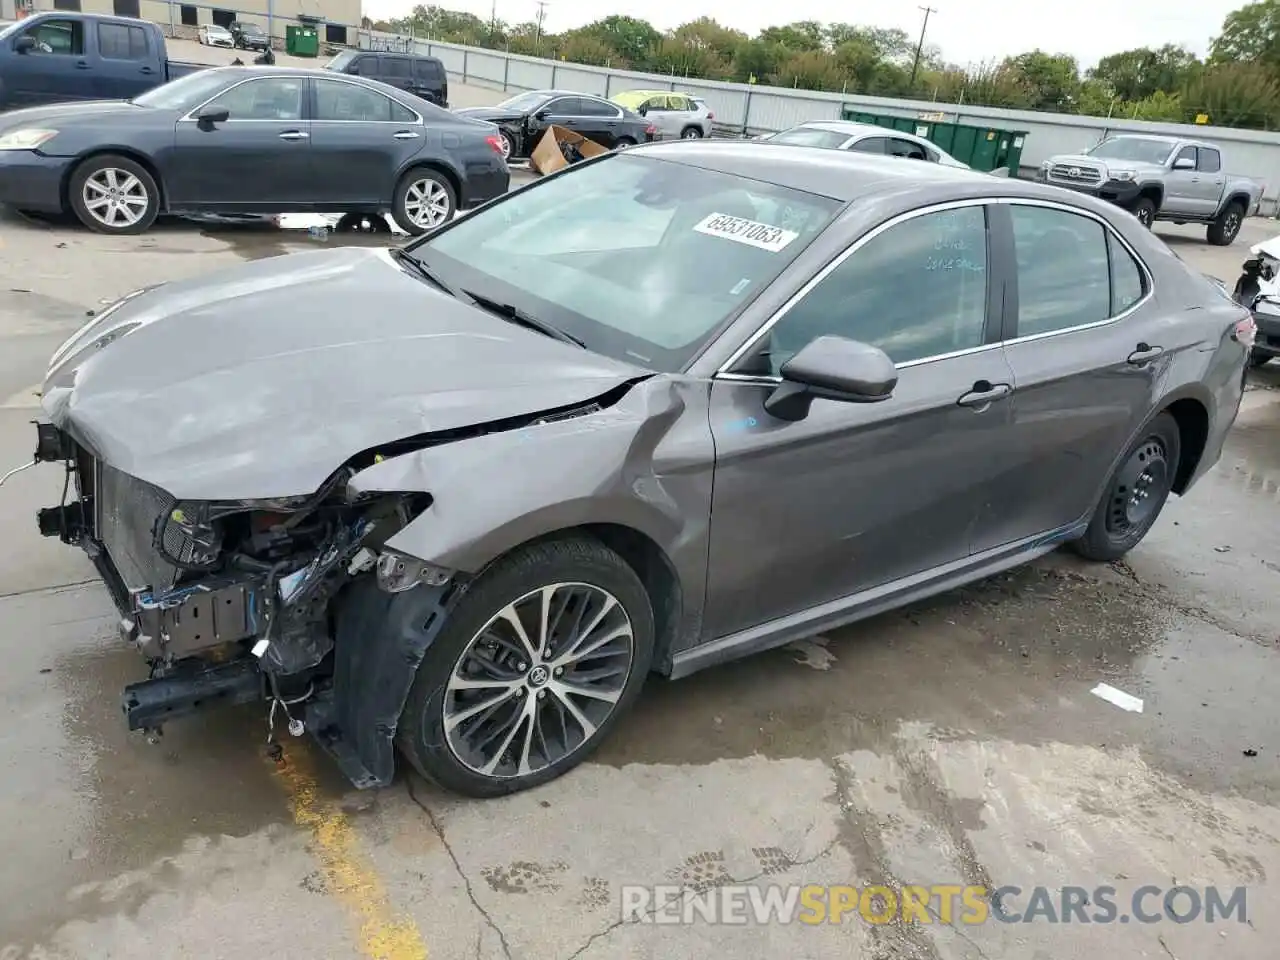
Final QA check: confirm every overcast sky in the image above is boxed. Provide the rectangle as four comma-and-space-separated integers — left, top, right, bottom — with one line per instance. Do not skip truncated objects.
362, 0, 1241, 68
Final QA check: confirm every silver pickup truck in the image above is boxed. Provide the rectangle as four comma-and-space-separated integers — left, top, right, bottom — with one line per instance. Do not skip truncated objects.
1037, 134, 1262, 246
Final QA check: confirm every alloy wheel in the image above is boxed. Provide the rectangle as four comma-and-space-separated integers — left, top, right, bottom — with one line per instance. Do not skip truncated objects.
443, 582, 635, 779
1137, 206, 1153, 227
498, 133, 513, 159
1225, 211, 1242, 239
403, 178, 452, 229
1105, 437, 1169, 535
82, 168, 149, 230
682, 128, 700, 139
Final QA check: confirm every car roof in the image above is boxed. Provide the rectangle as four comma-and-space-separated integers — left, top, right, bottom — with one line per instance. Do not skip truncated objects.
531, 89, 606, 99
794, 120, 910, 138
629, 140, 1088, 206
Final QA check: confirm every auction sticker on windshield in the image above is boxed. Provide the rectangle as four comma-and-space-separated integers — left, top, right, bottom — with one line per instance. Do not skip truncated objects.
693, 213, 799, 252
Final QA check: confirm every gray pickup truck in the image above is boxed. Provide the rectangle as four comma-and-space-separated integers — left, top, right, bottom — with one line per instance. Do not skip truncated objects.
1037, 134, 1262, 246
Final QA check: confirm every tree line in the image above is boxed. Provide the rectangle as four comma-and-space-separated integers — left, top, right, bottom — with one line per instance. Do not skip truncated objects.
362, 1, 1280, 130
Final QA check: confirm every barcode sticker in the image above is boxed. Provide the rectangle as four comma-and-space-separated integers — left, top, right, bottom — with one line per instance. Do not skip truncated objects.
693, 212, 799, 252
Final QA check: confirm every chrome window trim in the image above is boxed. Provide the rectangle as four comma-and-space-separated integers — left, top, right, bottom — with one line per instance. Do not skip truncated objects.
178, 74, 423, 125
178, 74, 306, 123
712, 194, 1155, 381
310, 75, 425, 125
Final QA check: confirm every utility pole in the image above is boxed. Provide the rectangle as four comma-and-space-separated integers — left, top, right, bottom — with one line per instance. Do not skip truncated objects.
534, 1, 549, 55
489, 0, 498, 45
909, 6, 937, 88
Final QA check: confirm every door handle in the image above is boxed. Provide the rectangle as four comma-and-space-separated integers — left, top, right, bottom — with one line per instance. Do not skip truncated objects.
393, 130, 420, 139
278, 130, 309, 141
140, 65, 154, 75
1190, 177, 1201, 182
956, 380, 1012, 408
1127, 342, 1164, 365
74, 60, 89, 70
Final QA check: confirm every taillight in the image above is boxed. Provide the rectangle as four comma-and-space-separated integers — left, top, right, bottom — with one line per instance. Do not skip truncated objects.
484, 135, 504, 155
1234, 314, 1257, 349
707, 111, 715, 120
645, 124, 656, 136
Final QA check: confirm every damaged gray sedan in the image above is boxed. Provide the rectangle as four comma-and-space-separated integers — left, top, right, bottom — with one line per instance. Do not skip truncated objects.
23, 141, 1253, 797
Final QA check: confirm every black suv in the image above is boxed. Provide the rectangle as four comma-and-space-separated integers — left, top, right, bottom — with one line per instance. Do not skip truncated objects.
229, 21, 271, 52
325, 50, 449, 108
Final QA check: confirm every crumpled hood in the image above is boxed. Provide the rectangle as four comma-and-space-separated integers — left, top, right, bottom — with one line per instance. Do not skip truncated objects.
41, 247, 644, 501
453, 106, 522, 124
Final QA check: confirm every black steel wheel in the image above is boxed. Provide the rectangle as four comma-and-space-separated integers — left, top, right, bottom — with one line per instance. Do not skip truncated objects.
1071, 412, 1181, 561
397, 537, 655, 797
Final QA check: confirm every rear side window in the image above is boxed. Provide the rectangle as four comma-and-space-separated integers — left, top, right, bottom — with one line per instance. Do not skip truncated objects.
314, 79, 417, 123
413, 58, 442, 80
1108, 233, 1146, 313
98, 23, 148, 61
887, 137, 929, 160
849, 137, 889, 154
578, 97, 616, 117
1011, 205, 1112, 336
1197, 147, 1222, 173
381, 57, 411, 80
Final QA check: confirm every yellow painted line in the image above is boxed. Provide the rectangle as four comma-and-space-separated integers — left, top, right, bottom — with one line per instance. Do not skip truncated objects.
271, 744, 429, 960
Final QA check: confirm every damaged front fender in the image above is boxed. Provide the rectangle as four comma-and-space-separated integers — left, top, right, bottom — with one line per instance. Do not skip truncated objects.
318, 378, 715, 787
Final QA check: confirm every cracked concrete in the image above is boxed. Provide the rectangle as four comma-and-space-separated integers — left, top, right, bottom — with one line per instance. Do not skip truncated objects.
0, 178, 1276, 960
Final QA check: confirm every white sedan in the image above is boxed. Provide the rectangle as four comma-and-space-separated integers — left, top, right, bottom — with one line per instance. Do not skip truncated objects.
761, 120, 976, 170
198, 24, 234, 47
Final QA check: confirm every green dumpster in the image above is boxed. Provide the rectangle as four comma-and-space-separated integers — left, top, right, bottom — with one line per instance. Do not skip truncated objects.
840, 107, 1028, 174
285, 24, 319, 57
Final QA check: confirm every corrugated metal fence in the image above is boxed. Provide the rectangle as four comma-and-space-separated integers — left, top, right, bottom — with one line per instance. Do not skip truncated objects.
360, 29, 1280, 214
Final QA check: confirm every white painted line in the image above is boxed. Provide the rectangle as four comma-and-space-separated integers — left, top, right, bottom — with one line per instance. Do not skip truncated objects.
1090, 682, 1144, 713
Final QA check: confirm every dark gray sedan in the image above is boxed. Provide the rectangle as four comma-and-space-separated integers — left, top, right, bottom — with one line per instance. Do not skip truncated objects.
0, 66, 508, 234
25, 142, 1253, 797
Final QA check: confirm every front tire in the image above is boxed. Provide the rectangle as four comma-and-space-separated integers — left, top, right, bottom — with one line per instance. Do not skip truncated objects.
1129, 196, 1156, 229
397, 537, 656, 798
1071, 412, 1181, 562
391, 167, 456, 235
1250, 350, 1271, 368
68, 154, 160, 235
1208, 201, 1245, 246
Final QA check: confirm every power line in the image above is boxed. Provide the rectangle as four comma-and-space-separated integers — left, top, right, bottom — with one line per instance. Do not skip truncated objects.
910, 6, 937, 88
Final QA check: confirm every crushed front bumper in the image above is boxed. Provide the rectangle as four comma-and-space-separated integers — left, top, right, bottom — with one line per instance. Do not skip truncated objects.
31, 423, 271, 729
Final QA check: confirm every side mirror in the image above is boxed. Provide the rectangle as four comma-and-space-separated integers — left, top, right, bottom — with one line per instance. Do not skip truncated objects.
637, 104, 648, 116
195, 104, 230, 126
14, 35, 35, 53
534, 109, 549, 120
764, 335, 898, 422
1172, 157, 1195, 171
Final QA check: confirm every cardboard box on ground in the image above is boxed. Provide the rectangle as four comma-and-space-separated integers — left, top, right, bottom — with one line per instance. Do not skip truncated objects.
530, 125, 610, 176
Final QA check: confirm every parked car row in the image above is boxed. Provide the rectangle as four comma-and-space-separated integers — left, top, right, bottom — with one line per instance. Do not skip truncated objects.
0, 65, 509, 234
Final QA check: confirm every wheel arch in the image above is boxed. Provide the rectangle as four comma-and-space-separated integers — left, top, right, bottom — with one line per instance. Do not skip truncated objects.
1220, 191, 1253, 216
62, 148, 167, 213
394, 157, 462, 206
1137, 182, 1163, 207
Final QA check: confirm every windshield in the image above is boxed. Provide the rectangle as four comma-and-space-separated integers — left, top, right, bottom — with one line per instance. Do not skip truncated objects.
497, 90, 552, 112
769, 127, 850, 149
408, 154, 841, 371
325, 50, 358, 70
239, 23, 265, 34
1087, 138, 1176, 165
132, 69, 231, 110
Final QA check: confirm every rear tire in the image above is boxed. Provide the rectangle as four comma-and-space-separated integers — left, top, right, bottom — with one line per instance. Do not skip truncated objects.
397, 537, 655, 798
391, 167, 456, 235
1208, 201, 1245, 246
1129, 196, 1156, 229
67, 154, 160, 235
614, 137, 636, 150
680, 126, 703, 139
1071, 412, 1181, 562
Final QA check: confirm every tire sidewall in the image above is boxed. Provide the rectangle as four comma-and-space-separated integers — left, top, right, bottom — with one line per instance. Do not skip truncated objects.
68, 154, 160, 235
399, 538, 656, 798
681, 126, 702, 139
391, 168, 456, 235
1132, 198, 1156, 229
1212, 202, 1245, 246
1078, 412, 1181, 560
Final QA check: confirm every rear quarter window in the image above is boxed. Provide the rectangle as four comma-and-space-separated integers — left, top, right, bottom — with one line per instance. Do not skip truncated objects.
413, 58, 444, 79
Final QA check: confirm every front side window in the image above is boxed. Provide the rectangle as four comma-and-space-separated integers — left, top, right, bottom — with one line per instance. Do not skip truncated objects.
543, 97, 580, 115
23, 19, 83, 55
1011, 205, 1111, 336
203, 77, 303, 121
315, 79, 415, 122
756, 205, 989, 372
770, 127, 850, 149
1174, 145, 1197, 166
643, 96, 669, 112
849, 137, 889, 154
412, 154, 840, 371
